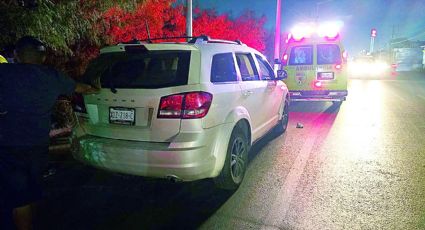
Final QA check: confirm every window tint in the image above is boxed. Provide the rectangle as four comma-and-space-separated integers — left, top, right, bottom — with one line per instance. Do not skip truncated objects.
255, 54, 275, 80
317, 44, 341, 65
83, 51, 190, 89
235, 53, 259, 81
211, 53, 237, 82
289, 45, 313, 65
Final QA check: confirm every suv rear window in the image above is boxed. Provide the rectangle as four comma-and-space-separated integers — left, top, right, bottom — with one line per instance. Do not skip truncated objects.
317, 44, 341, 65
289, 45, 313, 65
83, 50, 191, 89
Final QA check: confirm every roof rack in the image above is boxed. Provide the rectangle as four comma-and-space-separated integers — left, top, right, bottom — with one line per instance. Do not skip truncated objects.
117, 35, 245, 46
188, 35, 245, 45
118, 36, 196, 45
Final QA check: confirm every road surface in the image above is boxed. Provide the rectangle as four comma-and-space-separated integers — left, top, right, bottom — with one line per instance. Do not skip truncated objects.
36, 72, 425, 230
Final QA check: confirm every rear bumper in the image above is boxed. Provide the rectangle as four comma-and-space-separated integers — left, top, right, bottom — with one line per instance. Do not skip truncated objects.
289, 90, 348, 102
71, 124, 232, 181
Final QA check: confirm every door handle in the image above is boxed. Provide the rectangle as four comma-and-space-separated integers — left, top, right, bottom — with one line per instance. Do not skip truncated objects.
243, 90, 253, 96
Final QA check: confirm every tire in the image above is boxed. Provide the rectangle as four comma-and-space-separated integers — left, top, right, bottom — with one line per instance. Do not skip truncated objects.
214, 126, 249, 190
273, 101, 289, 135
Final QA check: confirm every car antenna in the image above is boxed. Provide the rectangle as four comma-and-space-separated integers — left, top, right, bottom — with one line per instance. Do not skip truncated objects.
145, 20, 152, 43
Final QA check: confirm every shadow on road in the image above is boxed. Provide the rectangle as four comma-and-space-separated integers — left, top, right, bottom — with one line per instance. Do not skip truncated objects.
37, 162, 233, 230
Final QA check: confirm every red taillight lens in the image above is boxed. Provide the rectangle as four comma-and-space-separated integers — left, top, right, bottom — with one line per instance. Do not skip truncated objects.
342, 51, 348, 60
158, 94, 184, 118
157, 92, 212, 119
182, 92, 212, 119
71, 93, 87, 114
334, 64, 342, 70
314, 81, 322, 88
282, 54, 288, 66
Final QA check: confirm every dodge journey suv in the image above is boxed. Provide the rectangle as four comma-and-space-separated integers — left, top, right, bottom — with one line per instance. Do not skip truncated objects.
72, 36, 289, 190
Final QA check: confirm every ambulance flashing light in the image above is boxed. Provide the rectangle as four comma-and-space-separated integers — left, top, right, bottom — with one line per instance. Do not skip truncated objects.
288, 21, 343, 42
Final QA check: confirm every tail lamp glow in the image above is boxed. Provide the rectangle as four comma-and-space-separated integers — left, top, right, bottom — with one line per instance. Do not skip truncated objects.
314, 81, 322, 88
282, 54, 288, 65
158, 92, 213, 119
334, 64, 342, 70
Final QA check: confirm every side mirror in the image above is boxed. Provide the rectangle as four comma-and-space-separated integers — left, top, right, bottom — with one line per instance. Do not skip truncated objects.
276, 69, 288, 80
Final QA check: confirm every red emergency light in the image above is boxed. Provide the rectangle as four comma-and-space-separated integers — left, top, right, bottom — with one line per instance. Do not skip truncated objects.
289, 22, 342, 42
371, 28, 377, 37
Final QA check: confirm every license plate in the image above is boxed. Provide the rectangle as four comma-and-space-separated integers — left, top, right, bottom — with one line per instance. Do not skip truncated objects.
318, 72, 334, 80
109, 107, 135, 125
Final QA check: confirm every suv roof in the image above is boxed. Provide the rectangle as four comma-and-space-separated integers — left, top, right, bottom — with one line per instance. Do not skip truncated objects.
100, 35, 249, 54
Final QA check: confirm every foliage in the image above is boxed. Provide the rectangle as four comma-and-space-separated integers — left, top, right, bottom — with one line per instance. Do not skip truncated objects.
102, 0, 186, 43
0, 0, 268, 77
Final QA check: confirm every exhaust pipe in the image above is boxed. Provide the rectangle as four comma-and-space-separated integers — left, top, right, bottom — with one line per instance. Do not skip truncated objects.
165, 175, 183, 183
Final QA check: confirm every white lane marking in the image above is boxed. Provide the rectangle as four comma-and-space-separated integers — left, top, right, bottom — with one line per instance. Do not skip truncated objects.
261, 127, 320, 229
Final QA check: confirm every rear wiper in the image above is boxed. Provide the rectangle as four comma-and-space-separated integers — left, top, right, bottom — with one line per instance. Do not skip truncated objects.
105, 67, 118, 94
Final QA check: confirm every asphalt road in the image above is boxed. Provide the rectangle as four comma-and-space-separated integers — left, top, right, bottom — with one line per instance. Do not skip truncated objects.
37, 72, 425, 230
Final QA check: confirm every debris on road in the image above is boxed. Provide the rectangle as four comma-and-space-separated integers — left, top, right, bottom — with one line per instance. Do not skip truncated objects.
296, 123, 304, 128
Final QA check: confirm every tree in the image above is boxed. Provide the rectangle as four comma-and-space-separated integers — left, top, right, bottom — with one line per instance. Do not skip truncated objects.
0, 0, 145, 75
0, 0, 268, 76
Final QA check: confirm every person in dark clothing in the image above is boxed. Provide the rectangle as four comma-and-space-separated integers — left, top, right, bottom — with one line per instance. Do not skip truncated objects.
0, 36, 98, 230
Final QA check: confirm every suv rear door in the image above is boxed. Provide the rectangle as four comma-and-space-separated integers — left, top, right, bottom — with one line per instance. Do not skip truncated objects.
80, 47, 196, 142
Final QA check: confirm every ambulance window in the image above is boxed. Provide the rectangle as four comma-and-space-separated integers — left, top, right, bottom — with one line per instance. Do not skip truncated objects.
255, 54, 275, 80
317, 44, 341, 65
289, 45, 313, 65
236, 53, 259, 81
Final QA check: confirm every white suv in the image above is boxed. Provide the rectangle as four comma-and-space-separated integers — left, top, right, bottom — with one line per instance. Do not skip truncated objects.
72, 36, 289, 190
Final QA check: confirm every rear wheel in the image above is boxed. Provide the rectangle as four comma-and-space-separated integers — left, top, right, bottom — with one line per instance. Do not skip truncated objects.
214, 127, 248, 190
273, 101, 289, 135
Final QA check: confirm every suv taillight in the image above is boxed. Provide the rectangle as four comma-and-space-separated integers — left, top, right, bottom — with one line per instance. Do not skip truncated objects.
158, 92, 213, 119
72, 93, 87, 114
282, 54, 288, 66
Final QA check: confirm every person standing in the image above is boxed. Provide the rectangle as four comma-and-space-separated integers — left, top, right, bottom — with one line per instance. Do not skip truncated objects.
0, 36, 98, 230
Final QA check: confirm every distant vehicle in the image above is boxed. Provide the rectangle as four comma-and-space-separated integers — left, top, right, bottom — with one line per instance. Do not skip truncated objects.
71, 36, 290, 190
392, 48, 423, 72
280, 22, 348, 106
348, 55, 395, 78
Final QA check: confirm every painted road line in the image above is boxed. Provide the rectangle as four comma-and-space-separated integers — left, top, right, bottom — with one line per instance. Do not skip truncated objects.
261, 125, 321, 229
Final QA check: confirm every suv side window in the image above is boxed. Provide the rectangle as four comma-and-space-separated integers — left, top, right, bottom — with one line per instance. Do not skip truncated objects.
255, 54, 275, 80
211, 53, 238, 83
235, 53, 259, 81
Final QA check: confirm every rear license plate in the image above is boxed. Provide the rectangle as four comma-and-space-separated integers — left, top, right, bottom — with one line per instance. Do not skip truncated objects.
318, 72, 334, 80
109, 107, 135, 125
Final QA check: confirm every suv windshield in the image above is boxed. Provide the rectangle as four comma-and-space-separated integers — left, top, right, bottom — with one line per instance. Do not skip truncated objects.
317, 44, 341, 65
83, 50, 191, 89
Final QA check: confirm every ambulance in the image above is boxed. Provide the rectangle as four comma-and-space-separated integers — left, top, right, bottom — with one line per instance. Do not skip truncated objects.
281, 22, 348, 105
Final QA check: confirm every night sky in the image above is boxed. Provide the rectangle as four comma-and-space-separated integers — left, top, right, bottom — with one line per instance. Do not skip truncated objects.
193, 0, 425, 55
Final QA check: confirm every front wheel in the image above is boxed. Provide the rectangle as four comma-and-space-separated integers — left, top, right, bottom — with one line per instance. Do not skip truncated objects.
273, 101, 289, 135
214, 127, 249, 190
